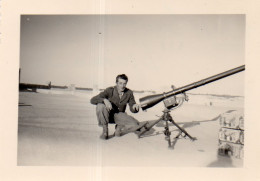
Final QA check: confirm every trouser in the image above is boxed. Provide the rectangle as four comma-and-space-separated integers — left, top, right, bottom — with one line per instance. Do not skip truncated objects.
96, 103, 139, 129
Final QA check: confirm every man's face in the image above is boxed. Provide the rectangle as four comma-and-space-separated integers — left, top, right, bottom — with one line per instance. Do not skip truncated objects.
116, 78, 127, 92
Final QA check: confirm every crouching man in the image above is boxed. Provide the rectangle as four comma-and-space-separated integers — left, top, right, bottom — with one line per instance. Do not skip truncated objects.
90, 74, 141, 140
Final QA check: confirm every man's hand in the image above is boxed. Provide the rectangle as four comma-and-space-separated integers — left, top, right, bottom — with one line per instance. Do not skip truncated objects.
133, 104, 140, 112
103, 99, 112, 111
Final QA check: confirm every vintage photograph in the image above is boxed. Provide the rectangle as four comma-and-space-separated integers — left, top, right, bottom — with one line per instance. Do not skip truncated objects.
18, 15, 245, 167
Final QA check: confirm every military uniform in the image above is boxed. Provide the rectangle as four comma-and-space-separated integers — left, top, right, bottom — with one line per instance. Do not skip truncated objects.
90, 86, 139, 138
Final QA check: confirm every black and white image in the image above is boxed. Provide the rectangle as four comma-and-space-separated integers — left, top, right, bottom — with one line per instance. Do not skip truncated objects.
18, 15, 245, 167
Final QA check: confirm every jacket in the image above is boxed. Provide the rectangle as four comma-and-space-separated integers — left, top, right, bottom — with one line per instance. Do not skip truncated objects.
90, 86, 138, 113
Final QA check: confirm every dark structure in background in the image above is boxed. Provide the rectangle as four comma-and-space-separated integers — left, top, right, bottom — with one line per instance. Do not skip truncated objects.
19, 83, 50, 92
19, 83, 95, 92
18, 68, 150, 93
18, 68, 92, 92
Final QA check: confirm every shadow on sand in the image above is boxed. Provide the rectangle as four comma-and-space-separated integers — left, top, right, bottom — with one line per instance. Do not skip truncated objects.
207, 155, 234, 167
141, 114, 221, 138
138, 114, 225, 149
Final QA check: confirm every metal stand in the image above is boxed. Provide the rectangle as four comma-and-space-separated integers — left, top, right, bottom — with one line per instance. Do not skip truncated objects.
138, 108, 196, 147
138, 90, 197, 148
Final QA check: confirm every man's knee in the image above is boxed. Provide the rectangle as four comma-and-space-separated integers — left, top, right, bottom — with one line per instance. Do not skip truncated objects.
96, 103, 108, 113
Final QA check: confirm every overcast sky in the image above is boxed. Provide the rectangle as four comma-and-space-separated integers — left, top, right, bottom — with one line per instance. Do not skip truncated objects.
20, 15, 245, 96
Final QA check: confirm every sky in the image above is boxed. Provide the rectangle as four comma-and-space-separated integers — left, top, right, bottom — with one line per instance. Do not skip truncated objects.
20, 15, 245, 96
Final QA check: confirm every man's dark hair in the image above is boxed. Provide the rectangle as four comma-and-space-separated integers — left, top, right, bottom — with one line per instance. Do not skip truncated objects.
116, 74, 128, 83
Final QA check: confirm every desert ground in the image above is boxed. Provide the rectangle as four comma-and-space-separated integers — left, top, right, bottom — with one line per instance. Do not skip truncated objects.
17, 89, 244, 167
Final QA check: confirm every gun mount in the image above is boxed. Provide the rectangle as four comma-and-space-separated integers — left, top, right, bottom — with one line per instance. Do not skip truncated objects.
137, 65, 245, 148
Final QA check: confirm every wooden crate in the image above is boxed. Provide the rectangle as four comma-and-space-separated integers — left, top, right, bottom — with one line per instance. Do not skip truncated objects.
218, 140, 244, 159
219, 111, 244, 130
219, 128, 244, 144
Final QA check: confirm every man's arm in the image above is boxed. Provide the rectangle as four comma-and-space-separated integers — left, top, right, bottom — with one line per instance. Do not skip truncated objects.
90, 89, 110, 105
128, 92, 139, 113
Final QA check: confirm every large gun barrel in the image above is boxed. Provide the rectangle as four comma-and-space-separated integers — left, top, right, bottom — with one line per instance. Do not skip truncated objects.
140, 65, 245, 110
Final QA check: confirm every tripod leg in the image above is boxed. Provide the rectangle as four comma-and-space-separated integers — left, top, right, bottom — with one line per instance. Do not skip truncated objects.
164, 120, 172, 147
175, 130, 182, 139
138, 118, 163, 138
169, 118, 197, 141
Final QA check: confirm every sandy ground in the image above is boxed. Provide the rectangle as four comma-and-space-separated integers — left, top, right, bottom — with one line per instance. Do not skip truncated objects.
18, 91, 244, 167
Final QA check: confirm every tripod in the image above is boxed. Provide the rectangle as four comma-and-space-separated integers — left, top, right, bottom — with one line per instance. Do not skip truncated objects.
138, 93, 197, 147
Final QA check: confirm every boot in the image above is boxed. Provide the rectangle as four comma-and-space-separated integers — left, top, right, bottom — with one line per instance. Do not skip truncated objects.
114, 124, 122, 137
100, 124, 108, 140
